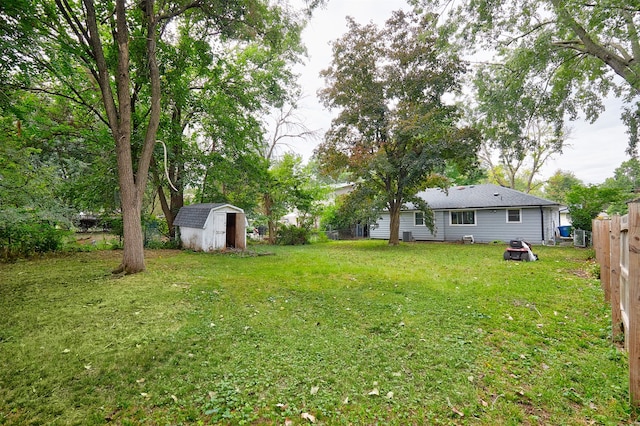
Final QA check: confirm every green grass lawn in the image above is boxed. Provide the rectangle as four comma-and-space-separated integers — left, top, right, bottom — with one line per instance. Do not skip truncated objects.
0, 241, 632, 425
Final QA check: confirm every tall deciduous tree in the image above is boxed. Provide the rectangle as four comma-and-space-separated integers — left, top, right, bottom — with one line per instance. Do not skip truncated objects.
413, 0, 640, 154
544, 169, 583, 204
2, 0, 311, 274
473, 60, 568, 193
260, 153, 325, 244
153, 14, 305, 238
259, 97, 320, 243
566, 184, 621, 231
317, 10, 480, 245
601, 158, 640, 213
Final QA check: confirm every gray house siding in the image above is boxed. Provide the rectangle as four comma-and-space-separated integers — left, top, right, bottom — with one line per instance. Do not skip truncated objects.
371, 206, 558, 244
441, 207, 551, 243
370, 210, 446, 241
368, 184, 560, 244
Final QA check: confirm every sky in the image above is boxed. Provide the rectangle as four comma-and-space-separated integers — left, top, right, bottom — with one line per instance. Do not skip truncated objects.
283, 0, 632, 185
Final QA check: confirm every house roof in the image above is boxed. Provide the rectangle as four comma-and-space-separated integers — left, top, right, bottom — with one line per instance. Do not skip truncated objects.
174, 203, 241, 229
410, 184, 559, 210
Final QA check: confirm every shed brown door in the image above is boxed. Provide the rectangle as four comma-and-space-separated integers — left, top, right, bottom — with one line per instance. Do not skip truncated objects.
235, 213, 246, 249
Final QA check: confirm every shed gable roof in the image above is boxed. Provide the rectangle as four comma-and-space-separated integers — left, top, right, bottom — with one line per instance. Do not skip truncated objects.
174, 203, 241, 229
411, 184, 559, 210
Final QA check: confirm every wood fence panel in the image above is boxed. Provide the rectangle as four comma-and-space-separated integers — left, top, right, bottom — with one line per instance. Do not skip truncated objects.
594, 211, 634, 405
610, 216, 622, 341
601, 220, 611, 302
628, 202, 640, 406
621, 214, 630, 345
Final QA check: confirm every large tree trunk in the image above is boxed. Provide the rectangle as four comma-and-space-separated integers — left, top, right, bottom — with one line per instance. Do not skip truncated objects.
264, 193, 277, 244
84, 0, 161, 274
119, 183, 145, 274
388, 201, 401, 246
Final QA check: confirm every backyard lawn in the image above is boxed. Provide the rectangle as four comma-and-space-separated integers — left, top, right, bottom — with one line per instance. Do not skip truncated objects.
0, 240, 632, 424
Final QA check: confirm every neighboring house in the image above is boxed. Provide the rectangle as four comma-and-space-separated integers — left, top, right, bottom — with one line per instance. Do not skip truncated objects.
370, 184, 561, 245
559, 206, 572, 227
174, 203, 246, 252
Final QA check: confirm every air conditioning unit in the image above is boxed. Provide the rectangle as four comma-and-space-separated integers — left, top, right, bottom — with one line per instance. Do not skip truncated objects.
402, 231, 414, 242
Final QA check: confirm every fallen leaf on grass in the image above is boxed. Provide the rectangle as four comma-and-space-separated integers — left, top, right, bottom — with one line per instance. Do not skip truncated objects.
276, 403, 288, 410
368, 388, 379, 396
284, 420, 293, 426
480, 399, 489, 407
136, 378, 145, 384
310, 386, 319, 395
386, 391, 394, 399
452, 407, 464, 417
171, 394, 178, 403
62, 348, 71, 353
301, 412, 316, 423
84, 364, 92, 370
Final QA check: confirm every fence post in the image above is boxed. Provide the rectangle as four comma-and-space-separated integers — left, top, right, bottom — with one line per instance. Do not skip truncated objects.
592, 219, 610, 301
628, 201, 640, 406
610, 215, 622, 341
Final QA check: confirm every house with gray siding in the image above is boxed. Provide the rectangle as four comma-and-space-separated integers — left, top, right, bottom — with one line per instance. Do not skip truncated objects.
369, 184, 561, 245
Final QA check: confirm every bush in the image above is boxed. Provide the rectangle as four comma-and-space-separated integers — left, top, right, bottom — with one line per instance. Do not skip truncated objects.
0, 219, 69, 261
276, 224, 311, 245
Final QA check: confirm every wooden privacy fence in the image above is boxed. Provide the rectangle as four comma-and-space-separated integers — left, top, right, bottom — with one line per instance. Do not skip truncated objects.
592, 201, 640, 406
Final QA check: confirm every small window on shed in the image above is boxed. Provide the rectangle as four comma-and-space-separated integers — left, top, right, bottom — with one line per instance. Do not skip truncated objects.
507, 209, 521, 223
415, 212, 425, 226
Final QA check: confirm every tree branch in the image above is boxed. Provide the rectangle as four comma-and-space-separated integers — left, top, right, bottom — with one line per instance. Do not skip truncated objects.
551, 0, 640, 91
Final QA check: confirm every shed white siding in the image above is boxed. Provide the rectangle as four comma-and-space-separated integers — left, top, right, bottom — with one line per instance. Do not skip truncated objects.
180, 226, 206, 251
175, 204, 246, 252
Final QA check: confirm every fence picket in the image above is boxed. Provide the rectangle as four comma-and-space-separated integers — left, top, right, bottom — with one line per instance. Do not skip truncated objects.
610, 215, 622, 341
593, 202, 640, 406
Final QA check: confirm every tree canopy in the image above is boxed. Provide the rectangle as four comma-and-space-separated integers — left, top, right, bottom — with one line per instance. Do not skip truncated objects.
544, 169, 583, 204
413, 0, 640, 154
1, 0, 311, 272
316, 10, 480, 245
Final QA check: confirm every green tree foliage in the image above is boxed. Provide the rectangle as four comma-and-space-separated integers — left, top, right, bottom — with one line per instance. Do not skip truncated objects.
321, 187, 380, 234
413, 0, 640, 154
601, 158, 640, 213
317, 10, 480, 245
0, 105, 70, 260
544, 169, 583, 204
471, 45, 569, 194
2, 0, 312, 273
566, 184, 621, 231
261, 153, 327, 244
154, 15, 306, 238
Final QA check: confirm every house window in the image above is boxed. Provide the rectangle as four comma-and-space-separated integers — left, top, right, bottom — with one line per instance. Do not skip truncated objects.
450, 210, 475, 225
507, 209, 521, 223
415, 212, 425, 226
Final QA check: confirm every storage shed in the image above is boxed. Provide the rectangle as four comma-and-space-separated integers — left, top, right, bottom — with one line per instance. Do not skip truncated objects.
173, 203, 246, 252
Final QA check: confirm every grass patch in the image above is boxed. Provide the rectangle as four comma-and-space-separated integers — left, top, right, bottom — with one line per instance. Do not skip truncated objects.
0, 241, 632, 424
